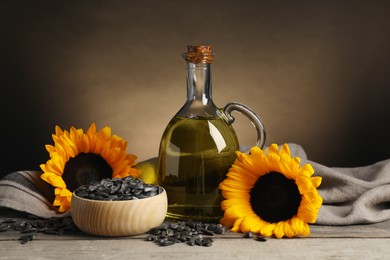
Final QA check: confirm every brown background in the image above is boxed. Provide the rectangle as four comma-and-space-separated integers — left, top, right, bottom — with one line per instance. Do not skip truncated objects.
1, 0, 390, 178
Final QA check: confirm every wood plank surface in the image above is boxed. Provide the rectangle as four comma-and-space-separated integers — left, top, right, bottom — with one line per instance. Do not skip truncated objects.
1, 208, 390, 259
1, 238, 389, 259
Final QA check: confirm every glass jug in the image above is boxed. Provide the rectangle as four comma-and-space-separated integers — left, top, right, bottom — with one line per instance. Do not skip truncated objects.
157, 45, 266, 222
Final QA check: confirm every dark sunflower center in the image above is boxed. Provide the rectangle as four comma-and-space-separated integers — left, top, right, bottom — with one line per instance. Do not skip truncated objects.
250, 171, 301, 223
62, 153, 113, 191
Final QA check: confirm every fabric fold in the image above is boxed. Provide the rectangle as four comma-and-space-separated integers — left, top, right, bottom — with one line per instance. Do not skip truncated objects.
311, 159, 390, 225
0, 171, 68, 218
286, 143, 390, 225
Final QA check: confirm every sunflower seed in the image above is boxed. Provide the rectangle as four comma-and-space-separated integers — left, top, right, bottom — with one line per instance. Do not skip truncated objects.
187, 236, 196, 246
145, 220, 228, 247
0, 225, 10, 232
159, 239, 175, 246
200, 228, 214, 236
244, 231, 254, 238
2, 219, 17, 224
44, 229, 59, 235
0, 215, 79, 245
21, 228, 37, 234
256, 236, 267, 242
149, 228, 162, 235
74, 176, 163, 201
202, 237, 213, 247
19, 234, 34, 244
145, 235, 156, 241
195, 237, 203, 246
14, 221, 29, 231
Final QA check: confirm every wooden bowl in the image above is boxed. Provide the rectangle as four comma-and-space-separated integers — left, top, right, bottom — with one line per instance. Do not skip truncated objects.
71, 188, 167, 236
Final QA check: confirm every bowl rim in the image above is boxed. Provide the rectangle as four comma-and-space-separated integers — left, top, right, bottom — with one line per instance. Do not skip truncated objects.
71, 186, 166, 204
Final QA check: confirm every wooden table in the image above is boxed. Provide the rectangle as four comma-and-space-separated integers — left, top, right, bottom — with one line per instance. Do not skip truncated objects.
1, 208, 389, 259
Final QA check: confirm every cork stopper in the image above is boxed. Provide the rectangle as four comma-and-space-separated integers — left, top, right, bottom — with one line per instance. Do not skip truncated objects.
183, 45, 214, 63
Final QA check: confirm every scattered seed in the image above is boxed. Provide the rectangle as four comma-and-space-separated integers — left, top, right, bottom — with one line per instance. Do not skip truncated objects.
2, 219, 17, 224
146, 220, 229, 247
21, 228, 37, 234
20, 234, 33, 244
188, 236, 196, 246
0, 215, 80, 245
159, 239, 175, 246
256, 236, 267, 242
202, 238, 213, 247
200, 228, 214, 236
244, 231, 254, 238
0, 225, 10, 232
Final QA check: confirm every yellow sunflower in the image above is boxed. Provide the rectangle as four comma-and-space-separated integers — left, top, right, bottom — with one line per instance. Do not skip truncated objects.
40, 123, 140, 212
219, 143, 322, 238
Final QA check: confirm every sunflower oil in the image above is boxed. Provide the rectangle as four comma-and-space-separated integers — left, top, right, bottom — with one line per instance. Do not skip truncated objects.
157, 116, 239, 222
156, 45, 266, 222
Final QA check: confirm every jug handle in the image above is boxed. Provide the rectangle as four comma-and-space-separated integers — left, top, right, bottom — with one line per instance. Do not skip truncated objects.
223, 102, 266, 149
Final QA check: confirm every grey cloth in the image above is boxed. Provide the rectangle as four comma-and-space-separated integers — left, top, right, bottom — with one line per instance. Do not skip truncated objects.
313, 160, 390, 225
0, 170, 68, 218
1, 144, 390, 225
288, 143, 390, 225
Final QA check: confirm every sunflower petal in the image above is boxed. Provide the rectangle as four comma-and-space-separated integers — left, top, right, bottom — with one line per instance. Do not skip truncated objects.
274, 221, 285, 238
283, 219, 296, 238
311, 176, 322, 188
231, 217, 245, 232
220, 215, 236, 227
221, 198, 251, 211
260, 222, 276, 237
241, 214, 262, 233
290, 217, 310, 236
297, 200, 320, 223
224, 204, 254, 220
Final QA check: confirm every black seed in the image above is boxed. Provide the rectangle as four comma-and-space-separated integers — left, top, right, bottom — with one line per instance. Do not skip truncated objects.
19, 234, 34, 244
0, 226, 9, 232
184, 226, 191, 231
207, 224, 217, 231
181, 231, 192, 236
36, 227, 48, 232
186, 220, 195, 228
21, 228, 37, 234
149, 228, 161, 235
143, 186, 154, 192
14, 222, 29, 231
169, 223, 179, 230
188, 237, 196, 246
214, 227, 225, 234
166, 229, 174, 237
167, 237, 181, 243
2, 219, 17, 224
244, 231, 254, 238
159, 239, 175, 246
256, 236, 267, 242
195, 237, 203, 246
145, 235, 155, 241
160, 230, 167, 238
178, 237, 187, 242
202, 238, 213, 247
44, 229, 59, 235
200, 228, 214, 236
